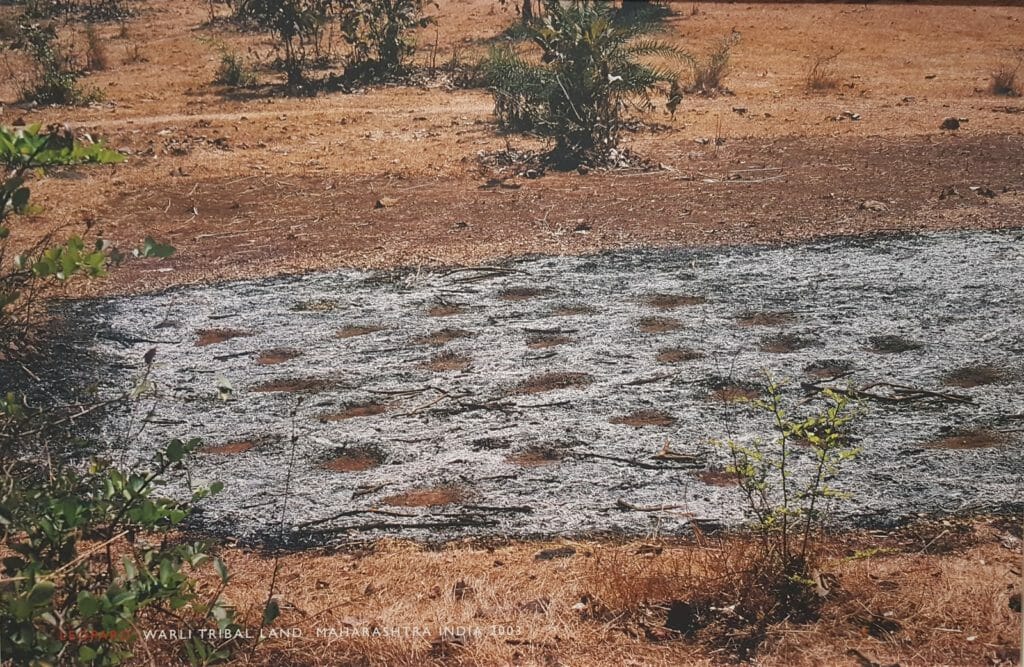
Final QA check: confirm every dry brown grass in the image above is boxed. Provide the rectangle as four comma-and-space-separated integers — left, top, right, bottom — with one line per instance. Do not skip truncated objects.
121, 519, 1021, 666
990, 58, 1022, 97
84, 24, 109, 72
806, 50, 842, 92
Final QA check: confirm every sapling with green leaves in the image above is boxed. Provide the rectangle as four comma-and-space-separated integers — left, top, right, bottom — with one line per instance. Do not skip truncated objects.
718, 378, 860, 578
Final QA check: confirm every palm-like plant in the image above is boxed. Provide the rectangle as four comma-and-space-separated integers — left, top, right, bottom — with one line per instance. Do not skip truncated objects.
485, 0, 689, 166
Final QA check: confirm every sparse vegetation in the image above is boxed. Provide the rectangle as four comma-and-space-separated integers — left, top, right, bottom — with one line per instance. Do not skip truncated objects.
688, 31, 738, 95
806, 49, 842, 92
20, 0, 131, 21
711, 378, 860, 652
232, 0, 434, 92
5, 20, 102, 105
483, 0, 689, 167
215, 48, 259, 87
0, 4, 1019, 665
339, 0, 436, 82
0, 125, 222, 667
989, 56, 1021, 96
84, 23, 109, 71
232, 0, 334, 91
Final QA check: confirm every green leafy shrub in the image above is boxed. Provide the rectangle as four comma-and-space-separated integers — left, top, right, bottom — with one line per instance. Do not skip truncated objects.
717, 379, 860, 606
232, 0, 334, 91
215, 49, 258, 87
339, 0, 436, 82
0, 125, 126, 355
7, 20, 102, 105
21, 0, 130, 22
483, 0, 688, 167
0, 124, 225, 666
0, 434, 235, 666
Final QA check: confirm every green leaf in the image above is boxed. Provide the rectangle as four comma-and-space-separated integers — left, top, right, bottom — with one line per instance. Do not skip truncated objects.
262, 597, 280, 625
78, 590, 101, 617
136, 236, 175, 259
166, 439, 185, 463
28, 580, 56, 606
214, 557, 229, 585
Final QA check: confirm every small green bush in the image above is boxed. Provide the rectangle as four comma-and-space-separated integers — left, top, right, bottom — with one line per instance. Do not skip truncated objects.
233, 0, 334, 90
717, 377, 860, 585
483, 0, 688, 167
339, 0, 436, 82
0, 124, 225, 666
215, 49, 258, 87
8, 20, 102, 106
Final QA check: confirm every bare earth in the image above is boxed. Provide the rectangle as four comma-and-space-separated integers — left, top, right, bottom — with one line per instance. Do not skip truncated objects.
1, 0, 1022, 294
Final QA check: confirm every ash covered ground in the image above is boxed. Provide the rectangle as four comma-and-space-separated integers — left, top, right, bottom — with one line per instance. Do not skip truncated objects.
63, 229, 1024, 545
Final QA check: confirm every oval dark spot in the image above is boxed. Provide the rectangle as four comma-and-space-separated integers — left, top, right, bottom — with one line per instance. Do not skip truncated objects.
383, 486, 466, 508
319, 403, 388, 421
337, 325, 385, 339
609, 409, 676, 427
942, 364, 1005, 388
710, 383, 760, 403
656, 348, 703, 364
639, 317, 683, 334
697, 469, 740, 487
256, 348, 302, 365
499, 287, 551, 301
759, 334, 812, 354
420, 352, 472, 372
414, 328, 474, 346
196, 328, 251, 347
527, 334, 571, 349
321, 448, 383, 472
922, 429, 1009, 450
512, 372, 592, 395
507, 446, 564, 467
805, 359, 854, 380
867, 335, 923, 354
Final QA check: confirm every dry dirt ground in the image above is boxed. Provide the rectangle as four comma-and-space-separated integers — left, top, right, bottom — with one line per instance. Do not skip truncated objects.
1, 0, 1023, 294
1, 1, 1022, 665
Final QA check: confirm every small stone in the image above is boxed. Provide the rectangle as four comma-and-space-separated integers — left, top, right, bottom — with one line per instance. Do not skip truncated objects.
940, 117, 960, 130
374, 197, 398, 209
